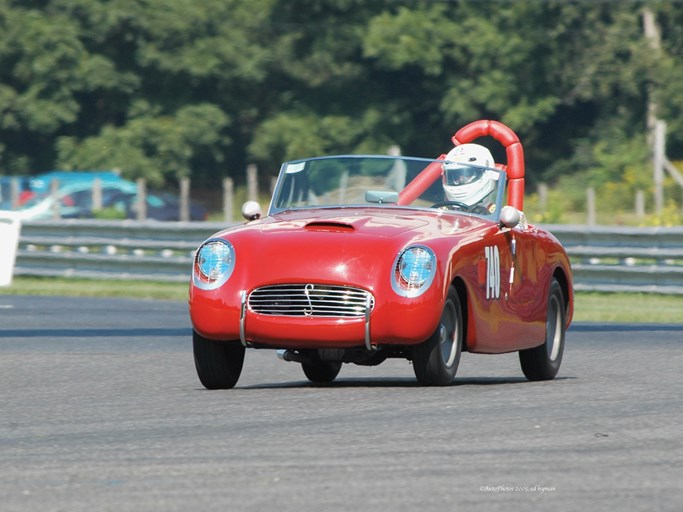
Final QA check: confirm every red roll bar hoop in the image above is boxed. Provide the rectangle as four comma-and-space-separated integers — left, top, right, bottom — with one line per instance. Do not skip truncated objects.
452, 120, 525, 210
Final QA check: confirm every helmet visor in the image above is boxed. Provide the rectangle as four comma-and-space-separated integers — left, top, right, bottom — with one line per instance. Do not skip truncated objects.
444, 165, 485, 186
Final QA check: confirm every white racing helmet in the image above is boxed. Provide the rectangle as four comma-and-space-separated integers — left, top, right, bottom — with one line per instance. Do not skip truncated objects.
442, 143, 496, 205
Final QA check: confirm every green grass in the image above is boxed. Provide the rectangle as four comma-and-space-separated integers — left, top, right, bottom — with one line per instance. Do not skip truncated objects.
2, 276, 188, 302
573, 292, 683, 324
2, 276, 683, 324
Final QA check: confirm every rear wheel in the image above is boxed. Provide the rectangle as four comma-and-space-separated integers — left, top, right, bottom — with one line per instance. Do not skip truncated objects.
301, 351, 342, 384
193, 330, 245, 389
519, 278, 565, 381
413, 286, 463, 386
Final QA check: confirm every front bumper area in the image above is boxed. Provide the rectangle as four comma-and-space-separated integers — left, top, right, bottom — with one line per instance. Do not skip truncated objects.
189, 285, 441, 350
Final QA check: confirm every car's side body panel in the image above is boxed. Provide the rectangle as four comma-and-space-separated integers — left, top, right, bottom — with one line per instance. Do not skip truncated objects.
458, 225, 573, 353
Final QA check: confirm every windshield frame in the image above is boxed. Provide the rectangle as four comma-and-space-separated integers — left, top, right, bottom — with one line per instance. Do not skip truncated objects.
268, 154, 508, 222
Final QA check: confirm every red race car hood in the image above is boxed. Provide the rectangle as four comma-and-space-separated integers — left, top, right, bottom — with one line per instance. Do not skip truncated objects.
260, 209, 430, 237
207, 208, 492, 288
215, 207, 491, 240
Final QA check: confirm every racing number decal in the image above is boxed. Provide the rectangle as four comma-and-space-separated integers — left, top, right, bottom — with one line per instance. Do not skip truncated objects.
484, 246, 501, 300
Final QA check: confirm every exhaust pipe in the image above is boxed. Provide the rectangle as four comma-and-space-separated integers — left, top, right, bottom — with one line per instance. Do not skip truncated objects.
276, 349, 315, 364
276, 349, 309, 364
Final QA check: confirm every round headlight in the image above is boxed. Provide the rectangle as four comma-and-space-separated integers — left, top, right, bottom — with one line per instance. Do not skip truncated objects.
193, 239, 235, 290
391, 245, 436, 297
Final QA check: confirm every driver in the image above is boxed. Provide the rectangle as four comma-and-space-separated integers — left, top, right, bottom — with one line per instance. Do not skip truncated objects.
442, 143, 497, 213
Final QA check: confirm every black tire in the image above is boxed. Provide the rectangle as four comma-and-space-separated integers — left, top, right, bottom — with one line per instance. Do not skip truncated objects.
413, 286, 463, 386
519, 278, 565, 381
302, 352, 342, 384
193, 330, 245, 389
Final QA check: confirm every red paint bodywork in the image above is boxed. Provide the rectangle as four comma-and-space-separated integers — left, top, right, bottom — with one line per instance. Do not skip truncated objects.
189, 208, 573, 354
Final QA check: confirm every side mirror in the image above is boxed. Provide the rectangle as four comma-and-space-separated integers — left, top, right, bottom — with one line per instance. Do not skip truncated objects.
499, 205, 520, 229
241, 201, 262, 221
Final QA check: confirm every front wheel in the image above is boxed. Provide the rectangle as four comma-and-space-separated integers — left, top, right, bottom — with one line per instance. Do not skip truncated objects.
193, 330, 245, 389
519, 278, 565, 381
413, 286, 463, 386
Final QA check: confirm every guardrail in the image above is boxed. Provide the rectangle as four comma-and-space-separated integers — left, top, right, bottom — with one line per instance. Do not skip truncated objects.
545, 225, 683, 295
14, 219, 229, 283
10, 220, 683, 294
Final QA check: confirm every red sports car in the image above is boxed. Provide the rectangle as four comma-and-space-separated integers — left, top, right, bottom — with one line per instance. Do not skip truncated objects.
189, 120, 573, 388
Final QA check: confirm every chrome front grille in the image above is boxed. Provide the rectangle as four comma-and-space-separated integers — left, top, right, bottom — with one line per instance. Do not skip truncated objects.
248, 284, 374, 317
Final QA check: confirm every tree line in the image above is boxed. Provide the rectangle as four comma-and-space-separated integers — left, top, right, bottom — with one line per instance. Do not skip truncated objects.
2, 0, 683, 200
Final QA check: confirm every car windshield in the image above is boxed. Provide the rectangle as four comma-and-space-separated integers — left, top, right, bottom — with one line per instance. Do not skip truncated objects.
269, 155, 507, 219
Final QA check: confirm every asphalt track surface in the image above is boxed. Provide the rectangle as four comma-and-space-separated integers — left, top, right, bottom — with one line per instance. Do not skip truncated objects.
1, 295, 682, 512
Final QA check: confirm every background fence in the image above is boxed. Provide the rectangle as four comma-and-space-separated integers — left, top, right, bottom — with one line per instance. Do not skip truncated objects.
545, 225, 683, 295
8, 220, 683, 294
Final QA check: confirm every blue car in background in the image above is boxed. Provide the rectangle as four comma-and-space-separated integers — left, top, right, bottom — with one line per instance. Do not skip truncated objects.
15, 179, 207, 221
1, 170, 123, 210
28, 170, 125, 195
